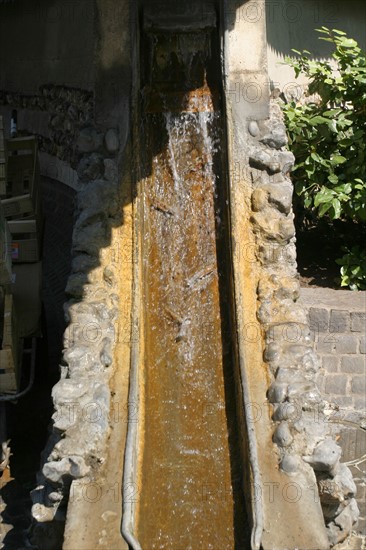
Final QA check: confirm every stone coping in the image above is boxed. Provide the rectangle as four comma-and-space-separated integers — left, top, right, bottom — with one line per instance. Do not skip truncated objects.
299, 287, 366, 312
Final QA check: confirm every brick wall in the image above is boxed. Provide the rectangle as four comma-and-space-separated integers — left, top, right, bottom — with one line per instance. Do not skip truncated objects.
323, 351, 365, 410
300, 288, 366, 536
306, 301, 365, 410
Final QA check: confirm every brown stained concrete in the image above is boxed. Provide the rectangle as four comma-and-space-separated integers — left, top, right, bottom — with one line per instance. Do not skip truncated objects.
229, 171, 329, 550
223, 1, 330, 546
63, 208, 133, 550
134, 83, 249, 548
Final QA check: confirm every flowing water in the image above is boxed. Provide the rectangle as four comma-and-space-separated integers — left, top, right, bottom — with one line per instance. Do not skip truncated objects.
135, 29, 249, 548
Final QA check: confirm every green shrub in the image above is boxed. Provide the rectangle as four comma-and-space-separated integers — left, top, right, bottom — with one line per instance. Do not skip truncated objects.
336, 246, 366, 290
282, 27, 366, 289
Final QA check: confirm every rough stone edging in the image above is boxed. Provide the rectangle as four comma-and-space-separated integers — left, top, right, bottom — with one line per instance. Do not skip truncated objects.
247, 98, 360, 546
28, 93, 123, 547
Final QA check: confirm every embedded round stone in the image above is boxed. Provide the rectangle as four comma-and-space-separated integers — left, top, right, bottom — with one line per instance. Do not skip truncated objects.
273, 422, 293, 447
248, 120, 260, 137
251, 189, 268, 212
303, 439, 342, 474
273, 402, 299, 422
105, 128, 119, 153
280, 454, 299, 474
268, 381, 288, 403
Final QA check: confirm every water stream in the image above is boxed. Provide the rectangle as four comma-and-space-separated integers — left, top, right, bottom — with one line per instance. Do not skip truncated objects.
135, 27, 249, 548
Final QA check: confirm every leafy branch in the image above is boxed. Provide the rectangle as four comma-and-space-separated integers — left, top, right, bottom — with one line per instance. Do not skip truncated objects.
282, 28, 366, 289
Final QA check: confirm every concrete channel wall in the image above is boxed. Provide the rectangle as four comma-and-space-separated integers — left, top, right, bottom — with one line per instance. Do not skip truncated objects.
0, 0, 364, 548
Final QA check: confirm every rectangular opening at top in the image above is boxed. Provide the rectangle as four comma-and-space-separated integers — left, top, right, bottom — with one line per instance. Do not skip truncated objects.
143, 1, 217, 32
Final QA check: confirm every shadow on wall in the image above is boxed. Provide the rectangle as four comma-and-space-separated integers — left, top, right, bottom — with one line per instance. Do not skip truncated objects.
41, 177, 76, 377
0, 1, 129, 547
266, 0, 366, 59
0, 0, 95, 94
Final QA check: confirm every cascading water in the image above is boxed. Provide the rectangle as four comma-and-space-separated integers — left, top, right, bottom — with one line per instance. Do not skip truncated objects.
130, 21, 250, 548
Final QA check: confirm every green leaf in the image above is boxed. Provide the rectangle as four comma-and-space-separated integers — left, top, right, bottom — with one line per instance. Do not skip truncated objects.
323, 109, 342, 117
311, 152, 322, 163
309, 116, 328, 125
304, 197, 312, 208
331, 155, 347, 165
333, 183, 352, 194
328, 120, 337, 132
332, 198, 341, 218
318, 202, 332, 216
338, 37, 358, 48
314, 188, 335, 205
315, 27, 330, 33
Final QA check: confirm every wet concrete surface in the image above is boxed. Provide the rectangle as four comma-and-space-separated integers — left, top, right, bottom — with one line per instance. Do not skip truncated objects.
136, 62, 249, 547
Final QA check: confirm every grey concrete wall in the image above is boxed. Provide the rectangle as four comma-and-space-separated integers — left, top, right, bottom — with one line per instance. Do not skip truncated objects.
0, 0, 95, 93
94, 0, 132, 131
223, 0, 269, 122
266, 0, 366, 93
